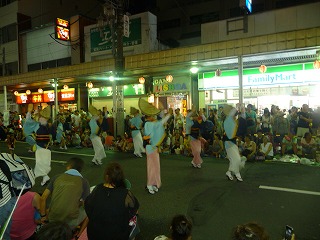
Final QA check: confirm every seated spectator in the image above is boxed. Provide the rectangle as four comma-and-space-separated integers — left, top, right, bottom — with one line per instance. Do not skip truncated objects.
281, 132, 298, 155
40, 158, 90, 230
70, 130, 82, 148
254, 129, 264, 150
115, 135, 124, 151
183, 136, 192, 157
81, 128, 92, 148
257, 135, 274, 160
301, 132, 317, 159
211, 133, 224, 158
10, 190, 41, 240
232, 222, 269, 240
84, 162, 139, 240
154, 214, 192, 240
104, 132, 115, 150
35, 221, 72, 240
171, 131, 183, 154
122, 132, 134, 152
242, 135, 257, 161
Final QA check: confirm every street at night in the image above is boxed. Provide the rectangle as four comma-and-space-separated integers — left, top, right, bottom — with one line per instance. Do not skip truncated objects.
2, 141, 319, 240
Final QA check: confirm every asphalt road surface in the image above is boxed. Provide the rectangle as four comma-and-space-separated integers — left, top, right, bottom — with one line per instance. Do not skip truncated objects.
2, 141, 320, 240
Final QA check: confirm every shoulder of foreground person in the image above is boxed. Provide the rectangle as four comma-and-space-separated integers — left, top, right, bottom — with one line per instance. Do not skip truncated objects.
154, 235, 169, 240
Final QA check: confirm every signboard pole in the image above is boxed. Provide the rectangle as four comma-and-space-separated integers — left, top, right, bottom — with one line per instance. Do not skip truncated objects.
238, 55, 244, 107
54, 78, 58, 121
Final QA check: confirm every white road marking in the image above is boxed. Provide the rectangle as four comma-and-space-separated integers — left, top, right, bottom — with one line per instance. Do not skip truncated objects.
51, 150, 94, 157
259, 185, 320, 196
20, 156, 66, 164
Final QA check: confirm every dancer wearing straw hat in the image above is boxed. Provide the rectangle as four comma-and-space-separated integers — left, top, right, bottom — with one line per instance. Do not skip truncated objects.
24, 104, 52, 186
139, 98, 171, 194
129, 107, 145, 158
223, 104, 244, 182
89, 105, 106, 165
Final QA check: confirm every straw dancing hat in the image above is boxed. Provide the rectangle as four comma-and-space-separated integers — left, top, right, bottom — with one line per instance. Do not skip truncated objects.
89, 105, 99, 116
40, 106, 51, 119
130, 107, 139, 115
222, 104, 235, 116
138, 98, 160, 116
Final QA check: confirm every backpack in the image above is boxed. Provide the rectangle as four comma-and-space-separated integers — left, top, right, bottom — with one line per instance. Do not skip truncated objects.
0, 153, 35, 196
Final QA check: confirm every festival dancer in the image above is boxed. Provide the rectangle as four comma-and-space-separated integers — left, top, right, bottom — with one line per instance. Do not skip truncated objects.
139, 98, 171, 194
23, 109, 37, 153
129, 107, 145, 158
223, 104, 244, 182
89, 105, 106, 165
188, 107, 206, 168
24, 104, 52, 186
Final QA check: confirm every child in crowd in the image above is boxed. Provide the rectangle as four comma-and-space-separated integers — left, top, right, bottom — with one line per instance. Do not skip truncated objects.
71, 130, 82, 148
81, 128, 92, 148
104, 132, 115, 150
211, 133, 224, 158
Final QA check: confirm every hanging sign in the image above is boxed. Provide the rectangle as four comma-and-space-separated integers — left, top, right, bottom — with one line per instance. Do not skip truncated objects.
55, 18, 70, 41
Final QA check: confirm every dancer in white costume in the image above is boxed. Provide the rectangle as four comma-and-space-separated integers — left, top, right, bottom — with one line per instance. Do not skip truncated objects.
89, 105, 106, 165
24, 104, 52, 186
223, 105, 244, 182
129, 107, 145, 158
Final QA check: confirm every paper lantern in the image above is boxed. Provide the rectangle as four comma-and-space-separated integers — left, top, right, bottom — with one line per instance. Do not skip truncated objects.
166, 75, 173, 82
38, 88, 43, 93
139, 77, 145, 84
14, 91, 19, 96
313, 60, 320, 69
26, 90, 31, 95
86, 82, 93, 89
63, 84, 69, 90
259, 65, 267, 73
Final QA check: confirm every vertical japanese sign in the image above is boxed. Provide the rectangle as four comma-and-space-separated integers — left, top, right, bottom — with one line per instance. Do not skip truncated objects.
90, 17, 141, 52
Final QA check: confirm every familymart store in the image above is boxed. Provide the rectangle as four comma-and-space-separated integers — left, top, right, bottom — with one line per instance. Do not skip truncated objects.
199, 63, 320, 113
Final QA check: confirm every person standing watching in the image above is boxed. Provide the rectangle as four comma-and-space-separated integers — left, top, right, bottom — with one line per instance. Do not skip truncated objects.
297, 104, 312, 137
40, 157, 90, 231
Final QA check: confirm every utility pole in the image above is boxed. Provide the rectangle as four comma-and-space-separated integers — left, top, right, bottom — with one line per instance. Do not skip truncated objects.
115, 0, 125, 137
100, 0, 125, 136
2, 47, 8, 112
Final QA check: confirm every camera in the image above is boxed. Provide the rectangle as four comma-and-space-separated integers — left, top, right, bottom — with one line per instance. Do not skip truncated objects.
284, 225, 294, 240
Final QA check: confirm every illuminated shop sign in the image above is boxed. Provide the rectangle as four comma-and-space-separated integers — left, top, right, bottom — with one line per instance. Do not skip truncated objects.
16, 94, 32, 104
199, 68, 320, 90
88, 84, 144, 98
55, 18, 70, 41
16, 88, 75, 104
152, 77, 189, 93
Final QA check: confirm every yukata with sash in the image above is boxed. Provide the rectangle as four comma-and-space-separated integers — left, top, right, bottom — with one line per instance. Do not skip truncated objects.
144, 114, 170, 190
189, 116, 206, 168
129, 114, 145, 157
89, 116, 106, 165
224, 108, 243, 181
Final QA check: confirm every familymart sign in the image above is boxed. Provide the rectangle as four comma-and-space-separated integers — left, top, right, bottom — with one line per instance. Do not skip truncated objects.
199, 64, 320, 90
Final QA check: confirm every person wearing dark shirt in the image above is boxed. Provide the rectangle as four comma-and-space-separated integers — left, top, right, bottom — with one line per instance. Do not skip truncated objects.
297, 104, 312, 137
84, 162, 139, 240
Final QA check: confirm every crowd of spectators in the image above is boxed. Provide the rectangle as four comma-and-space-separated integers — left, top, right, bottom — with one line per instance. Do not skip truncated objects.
0, 103, 319, 160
